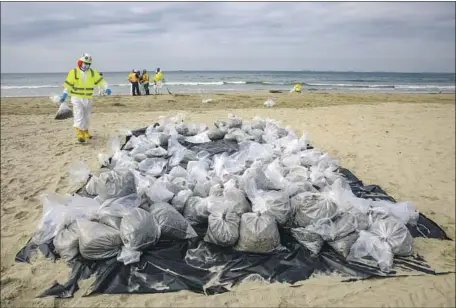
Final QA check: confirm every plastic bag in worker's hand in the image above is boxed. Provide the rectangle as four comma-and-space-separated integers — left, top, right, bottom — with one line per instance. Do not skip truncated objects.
234, 212, 281, 254
291, 227, 324, 256
149, 202, 197, 240
120, 208, 161, 251
53, 221, 80, 262
368, 216, 413, 256
55, 102, 73, 120
77, 220, 123, 260
347, 230, 394, 273
204, 209, 240, 247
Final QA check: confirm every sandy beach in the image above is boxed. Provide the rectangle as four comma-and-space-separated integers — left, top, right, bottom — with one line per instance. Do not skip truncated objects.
1, 92, 455, 307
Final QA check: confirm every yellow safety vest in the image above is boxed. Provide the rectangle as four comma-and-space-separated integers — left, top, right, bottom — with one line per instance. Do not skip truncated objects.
63, 68, 105, 99
141, 73, 149, 83
153, 72, 163, 82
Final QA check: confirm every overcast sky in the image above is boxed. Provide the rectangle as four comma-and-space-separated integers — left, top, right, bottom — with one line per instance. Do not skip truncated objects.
1, 2, 455, 73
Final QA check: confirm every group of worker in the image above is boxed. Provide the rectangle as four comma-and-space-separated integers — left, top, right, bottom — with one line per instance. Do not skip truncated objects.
57, 52, 304, 144
128, 68, 164, 96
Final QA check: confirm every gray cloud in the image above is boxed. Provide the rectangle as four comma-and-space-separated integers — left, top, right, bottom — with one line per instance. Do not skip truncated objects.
1, 2, 454, 73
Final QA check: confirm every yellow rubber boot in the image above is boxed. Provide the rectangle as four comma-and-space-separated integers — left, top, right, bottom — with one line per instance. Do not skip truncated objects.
75, 128, 86, 143
83, 130, 92, 140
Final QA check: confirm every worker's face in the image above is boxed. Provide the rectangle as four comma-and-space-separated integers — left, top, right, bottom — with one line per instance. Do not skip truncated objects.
80, 62, 91, 71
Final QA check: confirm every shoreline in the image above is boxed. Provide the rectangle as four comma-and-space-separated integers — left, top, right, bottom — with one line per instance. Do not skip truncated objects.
1, 92, 455, 116
1, 89, 455, 99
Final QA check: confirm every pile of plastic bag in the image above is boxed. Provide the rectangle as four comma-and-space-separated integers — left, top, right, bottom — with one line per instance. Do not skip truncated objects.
32, 114, 420, 272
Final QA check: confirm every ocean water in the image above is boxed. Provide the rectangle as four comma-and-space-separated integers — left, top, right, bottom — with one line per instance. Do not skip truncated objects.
1, 71, 455, 97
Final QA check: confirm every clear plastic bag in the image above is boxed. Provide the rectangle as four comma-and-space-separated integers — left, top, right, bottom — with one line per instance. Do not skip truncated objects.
69, 160, 91, 185
251, 190, 292, 226
204, 210, 240, 247
133, 154, 147, 162
368, 216, 414, 256
32, 192, 89, 245
131, 170, 154, 198
55, 102, 73, 120
169, 165, 188, 179
284, 166, 310, 183
183, 196, 210, 225
291, 191, 339, 228
78, 220, 123, 260
327, 232, 359, 258
145, 181, 174, 203
224, 128, 255, 143
120, 208, 161, 251
263, 98, 275, 108
98, 193, 139, 218
171, 189, 193, 213
145, 146, 168, 158
117, 246, 142, 265
97, 169, 136, 200
370, 200, 419, 226
149, 202, 197, 239
347, 230, 394, 273
291, 227, 324, 256
222, 185, 251, 215
168, 136, 190, 167
263, 159, 287, 190
53, 221, 80, 262
234, 212, 281, 254
185, 131, 211, 144
215, 115, 243, 130
207, 128, 227, 141
138, 158, 167, 177
85, 176, 99, 195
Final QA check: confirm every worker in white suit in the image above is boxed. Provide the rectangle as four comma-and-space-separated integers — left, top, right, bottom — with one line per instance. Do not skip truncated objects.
58, 53, 112, 143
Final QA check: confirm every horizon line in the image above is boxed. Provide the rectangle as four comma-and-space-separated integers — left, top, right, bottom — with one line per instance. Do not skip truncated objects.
2, 69, 455, 75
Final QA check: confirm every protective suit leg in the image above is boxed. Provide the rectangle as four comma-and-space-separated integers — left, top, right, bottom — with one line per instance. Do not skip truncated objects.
71, 98, 92, 142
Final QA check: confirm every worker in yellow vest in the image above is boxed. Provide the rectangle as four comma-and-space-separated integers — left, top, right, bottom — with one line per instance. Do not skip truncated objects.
153, 68, 164, 95
58, 53, 111, 143
140, 69, 150, 95
128, 70, 141, 96
290, 83, 303, 93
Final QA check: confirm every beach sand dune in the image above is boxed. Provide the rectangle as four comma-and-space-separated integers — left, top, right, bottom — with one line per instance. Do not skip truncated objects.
1, 93, 454, 307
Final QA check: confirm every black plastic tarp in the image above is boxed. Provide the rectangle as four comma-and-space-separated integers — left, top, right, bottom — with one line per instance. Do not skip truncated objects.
15, 128, 452, 299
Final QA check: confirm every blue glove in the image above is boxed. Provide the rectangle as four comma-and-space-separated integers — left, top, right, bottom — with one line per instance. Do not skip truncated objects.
59, 92, 68, 104
105, 88, 112, 96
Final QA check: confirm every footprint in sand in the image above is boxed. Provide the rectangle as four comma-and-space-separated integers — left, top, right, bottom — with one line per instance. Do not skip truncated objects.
14, 211, 28, 220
